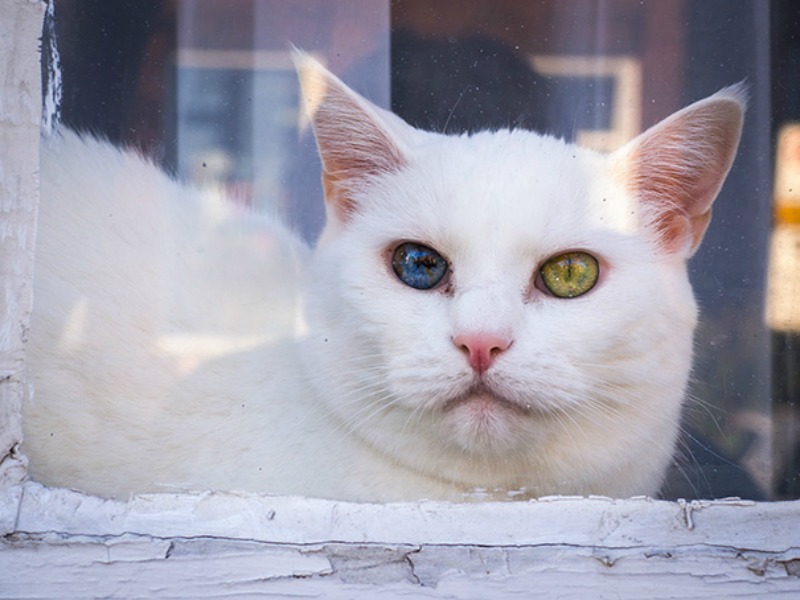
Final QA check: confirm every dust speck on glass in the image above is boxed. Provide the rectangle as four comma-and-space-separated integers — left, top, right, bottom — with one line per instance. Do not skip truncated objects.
44, 0, 799, 500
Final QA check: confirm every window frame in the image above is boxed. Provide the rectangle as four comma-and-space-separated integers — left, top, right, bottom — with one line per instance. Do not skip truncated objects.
1, 2, 798, 595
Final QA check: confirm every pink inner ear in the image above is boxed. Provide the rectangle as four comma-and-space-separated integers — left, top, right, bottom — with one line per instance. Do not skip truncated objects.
618, 94, 744, 256
305, 69, 408, 222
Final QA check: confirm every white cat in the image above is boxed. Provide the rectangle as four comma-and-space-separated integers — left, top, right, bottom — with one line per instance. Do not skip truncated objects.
23, 54, 745, 501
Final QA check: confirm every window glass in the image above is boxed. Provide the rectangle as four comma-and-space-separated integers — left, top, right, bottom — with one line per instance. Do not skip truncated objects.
36, 0, 799, 501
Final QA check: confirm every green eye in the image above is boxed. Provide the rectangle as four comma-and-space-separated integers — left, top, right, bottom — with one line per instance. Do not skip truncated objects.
539, 251, 599, 298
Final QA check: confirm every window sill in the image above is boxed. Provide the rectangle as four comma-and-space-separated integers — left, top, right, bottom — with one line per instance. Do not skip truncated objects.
2, 482, 799, 597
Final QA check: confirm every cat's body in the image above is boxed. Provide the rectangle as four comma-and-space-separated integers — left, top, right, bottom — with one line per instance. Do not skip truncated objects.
23, 56, 745, 501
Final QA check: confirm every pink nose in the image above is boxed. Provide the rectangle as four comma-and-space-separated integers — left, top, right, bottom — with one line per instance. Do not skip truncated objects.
453, 333, 512, 373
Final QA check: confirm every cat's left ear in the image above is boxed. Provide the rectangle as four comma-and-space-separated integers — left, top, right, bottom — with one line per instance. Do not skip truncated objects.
611, 85, 746, 257
294, 51, 413, 224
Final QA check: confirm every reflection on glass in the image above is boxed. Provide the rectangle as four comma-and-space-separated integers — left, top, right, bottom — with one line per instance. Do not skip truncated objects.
43, 0, 795, 500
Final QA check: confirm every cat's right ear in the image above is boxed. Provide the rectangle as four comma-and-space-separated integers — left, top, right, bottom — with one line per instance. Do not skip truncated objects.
294, 51, 412, 224
610, 85, 746, 258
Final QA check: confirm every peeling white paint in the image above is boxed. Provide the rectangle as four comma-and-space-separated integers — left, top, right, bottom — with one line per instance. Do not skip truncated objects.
41, 0, 62, 136
3, 483, 796, 551
1, 483, 799, 598
0, 0, 44, 489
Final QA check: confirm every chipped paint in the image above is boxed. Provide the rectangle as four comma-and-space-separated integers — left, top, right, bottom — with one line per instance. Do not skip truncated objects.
0, 0, 44, 489
1, 483, 799, 597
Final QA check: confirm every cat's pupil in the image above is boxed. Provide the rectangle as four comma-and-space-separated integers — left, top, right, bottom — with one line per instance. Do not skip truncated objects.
392, 242, 448, 290
565, 259, 575, 279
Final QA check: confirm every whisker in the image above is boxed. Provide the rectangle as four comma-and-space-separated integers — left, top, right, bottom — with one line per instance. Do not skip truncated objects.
442, 85, 471, 134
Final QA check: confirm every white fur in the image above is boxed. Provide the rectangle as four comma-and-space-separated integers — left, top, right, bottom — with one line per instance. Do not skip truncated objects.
23, 62, 744, 501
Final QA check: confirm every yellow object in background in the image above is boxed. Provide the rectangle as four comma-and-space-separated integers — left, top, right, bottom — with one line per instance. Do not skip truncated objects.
766, 124, 800, 332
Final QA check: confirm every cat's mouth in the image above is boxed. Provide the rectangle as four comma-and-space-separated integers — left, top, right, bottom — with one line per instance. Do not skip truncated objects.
442, 384, 531, 416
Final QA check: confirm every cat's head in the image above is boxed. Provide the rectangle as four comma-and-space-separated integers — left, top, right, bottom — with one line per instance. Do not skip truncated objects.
295, 53, 745, 497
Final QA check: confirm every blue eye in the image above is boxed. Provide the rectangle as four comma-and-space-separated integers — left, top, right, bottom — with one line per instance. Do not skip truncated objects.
391, 242, 448, 290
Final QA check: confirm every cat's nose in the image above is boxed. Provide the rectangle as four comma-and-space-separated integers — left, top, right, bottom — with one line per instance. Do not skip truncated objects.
453, 333, 512, 373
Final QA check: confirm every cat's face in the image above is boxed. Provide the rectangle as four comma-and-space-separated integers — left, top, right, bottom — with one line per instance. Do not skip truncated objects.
296, 53, 744, 496
305, 130, 696, 493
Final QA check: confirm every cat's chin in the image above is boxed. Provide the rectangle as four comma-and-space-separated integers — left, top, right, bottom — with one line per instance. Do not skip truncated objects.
440, 384, 536, 455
